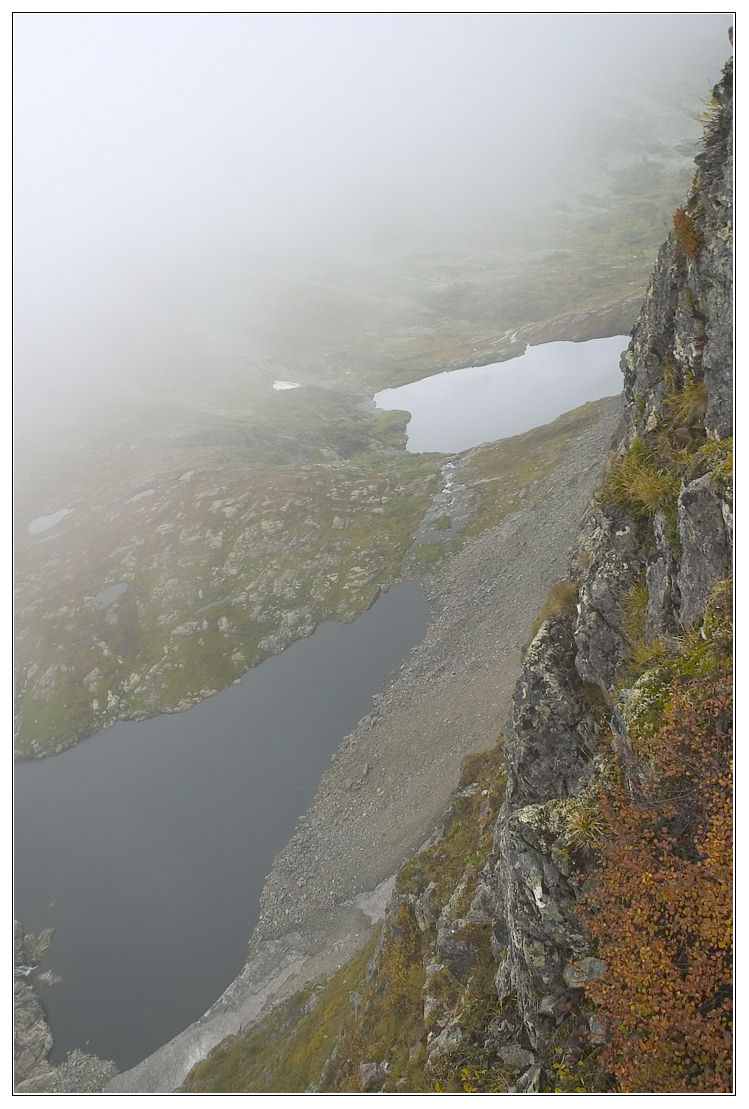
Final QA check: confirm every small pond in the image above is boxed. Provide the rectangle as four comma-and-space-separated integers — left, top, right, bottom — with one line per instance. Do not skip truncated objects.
374, 335, 626, 453
14, 582, 428, 1070
88, 583, 129, 610
27, 508, 73, 535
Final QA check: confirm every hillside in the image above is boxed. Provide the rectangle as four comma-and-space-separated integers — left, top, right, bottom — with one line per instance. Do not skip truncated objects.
181, 54, 733, 1095
13, 59, 707, 761
14, 44, 732, 1097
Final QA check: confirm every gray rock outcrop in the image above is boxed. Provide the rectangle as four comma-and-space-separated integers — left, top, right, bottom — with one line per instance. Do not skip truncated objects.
13, 920, 117, 1093
488, 53, 733, 1063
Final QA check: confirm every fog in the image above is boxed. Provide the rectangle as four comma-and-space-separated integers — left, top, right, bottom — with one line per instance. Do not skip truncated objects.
13, 12, 732, 433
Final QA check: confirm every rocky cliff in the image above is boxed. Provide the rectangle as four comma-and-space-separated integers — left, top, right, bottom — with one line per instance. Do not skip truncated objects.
485, 52, 733, 1090
130, 53, 736, 1097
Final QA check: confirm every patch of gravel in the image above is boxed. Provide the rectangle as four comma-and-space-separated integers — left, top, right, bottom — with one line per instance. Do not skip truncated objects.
15, 1050, 118, 1094
108, 394, 622, 1093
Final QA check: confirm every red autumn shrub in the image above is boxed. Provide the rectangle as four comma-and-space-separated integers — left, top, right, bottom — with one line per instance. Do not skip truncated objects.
581, 663, 733, 1092
673, 207, 702, 260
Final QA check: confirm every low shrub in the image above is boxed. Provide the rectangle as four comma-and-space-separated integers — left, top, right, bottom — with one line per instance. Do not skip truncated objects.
599, 439, 677, 519
581, 657, 733, 1092
673, 207, 702, 260
526, 579, 578, 647
664, 373, 708, 428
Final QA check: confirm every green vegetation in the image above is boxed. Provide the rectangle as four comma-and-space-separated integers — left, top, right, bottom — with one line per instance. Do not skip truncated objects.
462, 398, 615, 541
561, 794, 609, 852
664, 373, 708, 426
599, 437, 677, 519
182, 743, 508, 1093
623, 576, 649, 643
178, 395, 733, 1093
410, 541, 446, 567
182, 942, 376, 1093
598, 376, 731, 534
580, 596, 733, 1092
526, 578, 579, 648
14, 405, 441, 755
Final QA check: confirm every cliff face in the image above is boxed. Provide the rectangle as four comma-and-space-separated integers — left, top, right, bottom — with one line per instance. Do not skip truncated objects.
489, 54, 733, 1085
179, 56, 733, 1096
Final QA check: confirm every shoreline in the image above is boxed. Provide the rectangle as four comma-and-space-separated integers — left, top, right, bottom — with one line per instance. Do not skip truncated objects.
107, 393, 622, 1093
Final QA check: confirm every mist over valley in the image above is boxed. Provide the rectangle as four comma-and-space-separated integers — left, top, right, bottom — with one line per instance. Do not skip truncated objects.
13, 12, 733, 1090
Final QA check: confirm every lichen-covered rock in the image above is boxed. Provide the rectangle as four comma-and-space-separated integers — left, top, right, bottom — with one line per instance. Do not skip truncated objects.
514, 1062, 544, 1092
620, 240, 683, 434
359, 1060, 388, 1091
426, 1017, 464, 1063
493, 799, 589, 1047
435, 917, 485, 982
499, 1043, 535, 1074
645, 509, 680, 636
14, 978, 54, 1086
692, 61, 734, 439
676, 473, 732, 628
505, 608, 600, 808
573, 508, 647, 693
621, 58, 733, 445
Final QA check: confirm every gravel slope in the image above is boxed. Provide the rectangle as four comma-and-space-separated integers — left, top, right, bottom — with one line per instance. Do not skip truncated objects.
108, 393, 622, 1093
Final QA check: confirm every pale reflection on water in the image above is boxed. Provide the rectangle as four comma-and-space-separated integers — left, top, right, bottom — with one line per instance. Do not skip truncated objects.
374, 336, 626, 454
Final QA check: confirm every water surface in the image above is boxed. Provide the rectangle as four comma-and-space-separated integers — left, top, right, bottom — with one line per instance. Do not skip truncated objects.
27, 508, 73, 535
14, 582, 427, 1070
374, 335, 626, 453
88, 583, 129, 609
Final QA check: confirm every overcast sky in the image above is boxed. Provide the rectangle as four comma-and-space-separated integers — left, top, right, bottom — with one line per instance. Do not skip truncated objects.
13, 12, 733, 429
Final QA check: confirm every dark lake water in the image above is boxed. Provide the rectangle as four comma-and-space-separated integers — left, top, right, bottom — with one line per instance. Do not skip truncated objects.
374, 335, 626, 453
14, 582, 428, 1070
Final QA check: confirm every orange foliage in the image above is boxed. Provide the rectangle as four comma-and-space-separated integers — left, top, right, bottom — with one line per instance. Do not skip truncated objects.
581, 664, 733, 1092
673, 207, 703, 259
